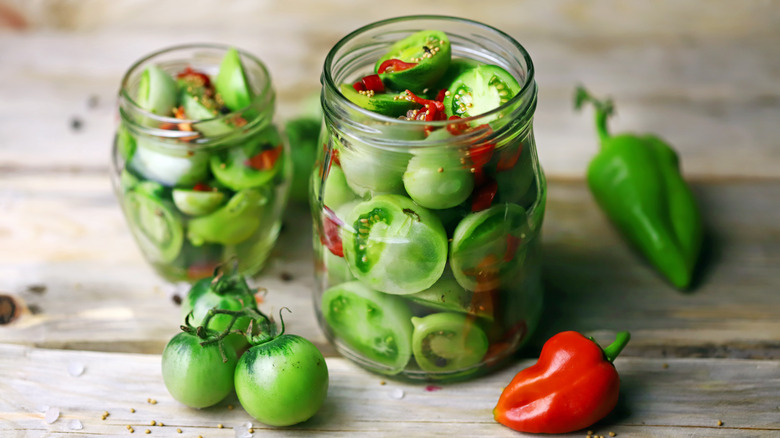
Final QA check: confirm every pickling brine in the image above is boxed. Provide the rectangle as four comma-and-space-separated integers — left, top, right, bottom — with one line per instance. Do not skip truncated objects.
312, 16, 546, 381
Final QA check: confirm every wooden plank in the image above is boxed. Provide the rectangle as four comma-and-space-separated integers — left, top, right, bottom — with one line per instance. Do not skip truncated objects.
0, 344, 778, 437
1, 9, 778, 178
1, 173, 779, 359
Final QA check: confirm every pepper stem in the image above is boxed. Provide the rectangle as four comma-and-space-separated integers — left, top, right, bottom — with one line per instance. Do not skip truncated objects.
603, 331, 631, 362
574, 85, 615, 145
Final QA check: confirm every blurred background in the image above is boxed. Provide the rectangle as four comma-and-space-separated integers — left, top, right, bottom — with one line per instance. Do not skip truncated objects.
2, 0, 778, 180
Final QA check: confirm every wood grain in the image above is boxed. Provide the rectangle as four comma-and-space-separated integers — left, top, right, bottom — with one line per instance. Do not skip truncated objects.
0, 344, 778, 437
1, 172, 778, 359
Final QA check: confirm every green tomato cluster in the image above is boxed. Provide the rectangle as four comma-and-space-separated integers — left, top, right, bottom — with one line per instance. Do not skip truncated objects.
162, 267, 329, 426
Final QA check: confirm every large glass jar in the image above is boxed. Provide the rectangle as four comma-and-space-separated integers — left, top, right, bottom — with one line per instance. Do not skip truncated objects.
111, 44, 291, 282
312, 16, 546, 381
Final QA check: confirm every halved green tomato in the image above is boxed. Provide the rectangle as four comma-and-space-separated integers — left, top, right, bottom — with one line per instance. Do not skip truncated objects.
187, 188, 269, 246
375, 30, 451, 93
342, 194, 448, 294
210, 127, 284, 191
450, 203, 530, 292
136, 65, 177, 116
443, 64, 521, 122
321, 281, 413, 375
411, 312, 489, 373
124, 189, 183, 264
405, 271, 494, 320
339, 83, 419, 118
215, 47, 253, 112
172, 188, 226, 216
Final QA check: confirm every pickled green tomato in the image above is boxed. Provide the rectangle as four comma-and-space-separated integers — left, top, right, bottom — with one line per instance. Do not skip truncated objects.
450, 203, 530, 291
210, 127, 284, 191
124, 185, 183, 264
136, 65, 177, 116
187, 188, 269, 246
129, 140, 210, 187
375, 30, 452, 93
342, 195, 448, 294
443, 64, 521, 124
411, 312, 489, 373
161, 331, 237, 409
337, 137, 410, 196
321, 281, 413, 374
172, 188, 225, 216
403, 130, 474, 210
406, 271, 493, 320
215, 47, 253, 112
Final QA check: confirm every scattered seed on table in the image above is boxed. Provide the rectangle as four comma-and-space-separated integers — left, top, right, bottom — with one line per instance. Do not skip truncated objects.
70, 117, 83, 131
130, 408, 135, 413
218, 423, 224, 428
609, 433, 616, 437
150, 420, 156, 426
228, 404, 234, 410
717, 420, 723, 426
144, 429, 150, 434
128, 426, 134, 433
176, 428, 182, 434
158, 422, 164, 427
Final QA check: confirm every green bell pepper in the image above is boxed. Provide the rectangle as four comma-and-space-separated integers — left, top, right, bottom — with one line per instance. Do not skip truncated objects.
575, 86, 703, 289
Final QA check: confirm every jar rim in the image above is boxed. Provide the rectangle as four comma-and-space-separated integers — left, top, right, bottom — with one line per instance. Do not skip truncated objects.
322, 15, 536, 128
119, 43, 273, 126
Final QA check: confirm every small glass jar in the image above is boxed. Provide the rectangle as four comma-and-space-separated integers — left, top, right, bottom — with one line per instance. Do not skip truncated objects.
111, 44, 291, 282
312, 16, 546, 380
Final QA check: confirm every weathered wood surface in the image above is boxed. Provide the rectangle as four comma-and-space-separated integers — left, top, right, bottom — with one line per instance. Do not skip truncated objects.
2, 173, 779, 360
1, 344, 778, 437
1, 0, 780, 436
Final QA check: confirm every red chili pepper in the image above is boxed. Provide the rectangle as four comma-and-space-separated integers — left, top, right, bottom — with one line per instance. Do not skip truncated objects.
497, 144, 524, 171
320, 206, 343, 257
405, 90, 446, 122
471, 179, 497, 212
435, 88, 448, 102
377, 58, 418, 74
192, 182, 211, 192
352, 81, 365, 92
244, 144, 283, 171
446, 115, 469, 136
361, 74, 385, 93
176, 66, 211, 88
494, 331, 631, 434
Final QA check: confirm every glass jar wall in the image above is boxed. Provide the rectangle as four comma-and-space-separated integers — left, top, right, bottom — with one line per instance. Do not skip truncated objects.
312, 16, 546, 381
111, 44, 291, 282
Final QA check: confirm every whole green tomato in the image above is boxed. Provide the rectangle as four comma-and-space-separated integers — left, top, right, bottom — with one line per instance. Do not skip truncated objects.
234, 334, 329, 426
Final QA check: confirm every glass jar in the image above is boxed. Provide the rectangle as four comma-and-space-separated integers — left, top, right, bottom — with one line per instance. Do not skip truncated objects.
312, 16, 546, 381
111, 44, 291, 283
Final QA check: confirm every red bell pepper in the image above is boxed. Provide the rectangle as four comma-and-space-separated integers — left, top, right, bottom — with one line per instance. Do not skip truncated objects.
494, 331, 630, 434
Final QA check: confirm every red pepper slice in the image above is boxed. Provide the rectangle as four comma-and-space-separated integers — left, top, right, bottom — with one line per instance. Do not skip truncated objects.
244, 144, 283, 171
352, 81, 365, 92
176, 66, 211, 88
494, 331, 631, 434
361, 74, 385, 93
192, 182, 211, 192
504, 234, 523, 262
468, 141, 496, 169
497, 144, 524, 171
471, 179, 498, 212
377, 59, 418, 74
320, 206, 343, 257
435, 88, 448, 102
446, 115, 470, 136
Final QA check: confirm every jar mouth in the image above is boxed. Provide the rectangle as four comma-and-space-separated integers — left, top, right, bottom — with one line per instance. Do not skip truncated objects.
321, 15, 536, 136
119, 43, 275, 143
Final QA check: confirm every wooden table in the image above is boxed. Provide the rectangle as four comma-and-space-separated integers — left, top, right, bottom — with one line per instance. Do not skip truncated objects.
1, 1, 779, 436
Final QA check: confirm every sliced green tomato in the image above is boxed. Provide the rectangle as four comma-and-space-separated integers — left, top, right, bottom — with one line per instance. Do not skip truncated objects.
450, 203, 530, 292
321, 281, 413, 374
443, 64, 521, 122
375, 30, 452, 93
337, 137, 409, 196
403, 130, 474, 210
215, 47, 253, 112
405, 272, 493, 320
124, 190, 183, 264
411, 312, 489, 373
136, 65, 177, 116
210, 128, 283, 191
342, 194, 447, 294
172, 188, 226, 216
129, 140, 210, 187
179, 93, 234, 137
339, 83, 419, 117
187, 188, 268, 246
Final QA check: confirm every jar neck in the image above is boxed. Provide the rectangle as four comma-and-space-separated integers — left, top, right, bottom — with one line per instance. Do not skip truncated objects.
321, 15, 537, 150
118, 44, 276, 150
